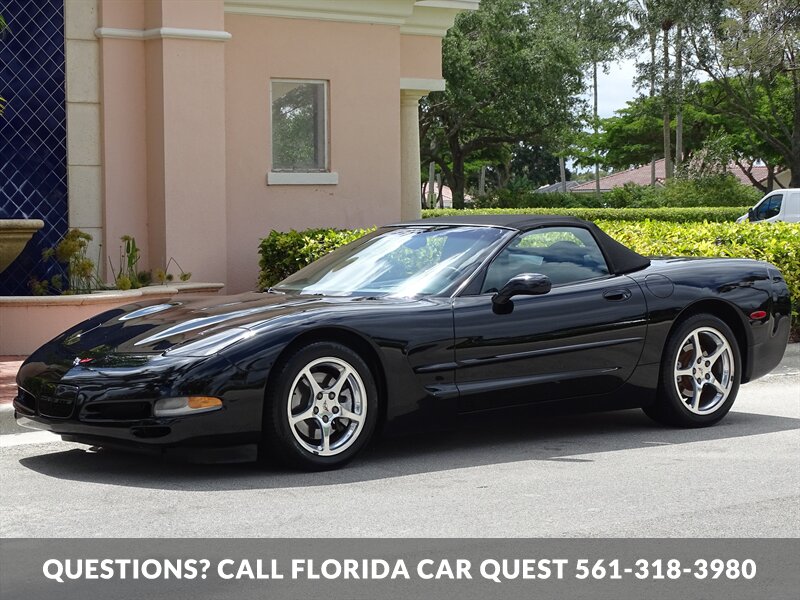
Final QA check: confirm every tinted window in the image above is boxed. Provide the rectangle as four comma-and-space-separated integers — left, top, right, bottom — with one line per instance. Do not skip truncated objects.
754, 195, 782, 220
481, 227, 610, 293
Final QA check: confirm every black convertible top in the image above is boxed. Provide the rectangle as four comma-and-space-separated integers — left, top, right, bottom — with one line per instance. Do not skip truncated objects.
394, 214, 651, 275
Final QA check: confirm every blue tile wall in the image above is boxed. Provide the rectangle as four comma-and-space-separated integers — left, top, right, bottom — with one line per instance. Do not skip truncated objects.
0, 0, 68, 295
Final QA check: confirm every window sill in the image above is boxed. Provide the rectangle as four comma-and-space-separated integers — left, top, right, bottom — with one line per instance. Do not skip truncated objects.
267, 172, 339, 185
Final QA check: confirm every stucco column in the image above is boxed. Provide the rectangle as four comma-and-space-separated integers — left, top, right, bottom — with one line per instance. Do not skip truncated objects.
97, 0, 229, 286
400, 90, 426, 222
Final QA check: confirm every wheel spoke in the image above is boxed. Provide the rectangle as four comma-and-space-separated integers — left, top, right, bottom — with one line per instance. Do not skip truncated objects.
320, 422, 332, 453
710, 374, 729, 396
692, 331, 703, 360
675, 367, 693, 378
329, 364, 354, 396
302, 367, 323, 396
289, 406, 316, 425
337, 407, 363, 424
690, 379, 702, 410
706, 343, 728, 366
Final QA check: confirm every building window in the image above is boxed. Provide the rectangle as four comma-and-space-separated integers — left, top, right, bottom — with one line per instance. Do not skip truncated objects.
268, 79, 337, 185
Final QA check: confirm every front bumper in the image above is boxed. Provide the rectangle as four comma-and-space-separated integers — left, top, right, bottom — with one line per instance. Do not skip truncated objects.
15, 411, 258, 463
13, 353, 264, 463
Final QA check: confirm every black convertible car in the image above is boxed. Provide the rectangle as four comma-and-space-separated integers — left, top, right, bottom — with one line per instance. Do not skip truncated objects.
15, 216, 791, 469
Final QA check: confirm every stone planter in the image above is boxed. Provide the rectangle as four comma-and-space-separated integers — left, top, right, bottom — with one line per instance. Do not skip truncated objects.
0, 219, 45, 273
0, 282, 224, 355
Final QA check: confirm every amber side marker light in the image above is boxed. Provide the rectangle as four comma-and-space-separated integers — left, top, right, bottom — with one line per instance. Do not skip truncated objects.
154, 396, 223, 417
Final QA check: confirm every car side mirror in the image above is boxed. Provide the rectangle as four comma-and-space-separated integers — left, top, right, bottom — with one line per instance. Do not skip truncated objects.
748, 208, 755, 222
492, 273, 552, 306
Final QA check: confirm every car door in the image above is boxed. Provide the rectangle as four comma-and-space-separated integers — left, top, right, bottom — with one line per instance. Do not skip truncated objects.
452, 226, 648, 411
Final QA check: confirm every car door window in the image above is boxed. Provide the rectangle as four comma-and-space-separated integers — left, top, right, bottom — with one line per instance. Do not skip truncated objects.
754, 195, 782, 220
480, 227, 610, 293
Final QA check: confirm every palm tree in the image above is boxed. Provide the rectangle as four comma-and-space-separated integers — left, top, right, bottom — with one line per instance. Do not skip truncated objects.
627, 0, 660, 184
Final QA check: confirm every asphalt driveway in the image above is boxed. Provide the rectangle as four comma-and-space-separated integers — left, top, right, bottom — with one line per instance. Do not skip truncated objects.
1, 346, 797, 538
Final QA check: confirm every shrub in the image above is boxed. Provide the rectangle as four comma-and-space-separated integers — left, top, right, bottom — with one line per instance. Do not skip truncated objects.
471, 189, 604, 209
258, 228, 374, 290
603, 183, 662, 208
657, 175, 763, 207
469, 175, 762, 209
423, 207, 749, 223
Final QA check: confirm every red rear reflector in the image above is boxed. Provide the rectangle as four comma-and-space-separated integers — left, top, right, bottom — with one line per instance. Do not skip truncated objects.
749, 311, 767, 320
78, 357, 94, 364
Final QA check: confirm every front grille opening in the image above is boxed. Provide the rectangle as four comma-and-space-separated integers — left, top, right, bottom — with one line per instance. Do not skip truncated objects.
38, 384, 79, 419
38, 397, 75, 419
82, 401, 152, 422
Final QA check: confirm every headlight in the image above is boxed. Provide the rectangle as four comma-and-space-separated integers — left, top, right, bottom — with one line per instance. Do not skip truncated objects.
154, 396, 223, 417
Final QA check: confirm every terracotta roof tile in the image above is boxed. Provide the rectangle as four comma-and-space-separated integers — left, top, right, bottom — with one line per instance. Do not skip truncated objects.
571, 159, 770, 192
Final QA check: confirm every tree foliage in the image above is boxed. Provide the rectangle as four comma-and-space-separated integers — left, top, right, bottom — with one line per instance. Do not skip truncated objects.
594, 77, 789, 191
420, 0, 585, 207
687, 0, 800, 186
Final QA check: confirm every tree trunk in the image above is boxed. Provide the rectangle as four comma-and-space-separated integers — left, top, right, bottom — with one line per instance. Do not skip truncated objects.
427, 162, 436, 208
792, 102, 800, 187
559, 156, 567, 193
662, 26, 672, 180
675, 25, 683, 171
649, 30, 657, 187
451, 150, 466, 209
593, 60, 600, 199
790, 155, 800, 188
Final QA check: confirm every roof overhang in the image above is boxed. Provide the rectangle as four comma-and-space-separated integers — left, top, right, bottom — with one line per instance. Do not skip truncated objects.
224, 0, 480, 37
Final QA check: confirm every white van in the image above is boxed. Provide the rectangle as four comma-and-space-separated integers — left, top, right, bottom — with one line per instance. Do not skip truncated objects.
737, 188, 800, 223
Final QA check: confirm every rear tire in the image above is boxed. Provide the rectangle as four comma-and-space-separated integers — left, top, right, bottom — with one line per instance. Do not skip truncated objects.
261, 341, 378, 470
644, 313, 741, 427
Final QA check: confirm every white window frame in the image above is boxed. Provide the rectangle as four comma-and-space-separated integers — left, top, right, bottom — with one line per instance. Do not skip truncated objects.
268, 78, 338, 185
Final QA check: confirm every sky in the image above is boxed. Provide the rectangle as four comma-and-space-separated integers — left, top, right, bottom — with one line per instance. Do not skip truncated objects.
566, 57, 640, 173
592, 57, 641, 118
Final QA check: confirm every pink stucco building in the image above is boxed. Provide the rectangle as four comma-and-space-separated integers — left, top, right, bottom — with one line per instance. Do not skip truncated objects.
63, 0, 477, 293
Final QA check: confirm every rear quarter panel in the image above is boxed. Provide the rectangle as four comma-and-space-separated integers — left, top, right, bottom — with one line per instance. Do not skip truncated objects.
630, 257, 790, 381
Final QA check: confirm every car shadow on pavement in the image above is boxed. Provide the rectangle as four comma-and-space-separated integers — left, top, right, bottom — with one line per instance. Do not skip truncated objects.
18, 407, 800, 491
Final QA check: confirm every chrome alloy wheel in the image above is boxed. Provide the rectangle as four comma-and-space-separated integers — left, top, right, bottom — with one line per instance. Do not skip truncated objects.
673, 326, 734, 415
286, 356, 367, 456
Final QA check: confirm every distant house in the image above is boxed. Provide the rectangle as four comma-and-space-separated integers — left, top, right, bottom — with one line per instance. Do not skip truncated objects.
535, 181, 581, 194
421, 181, 472, 208
570, 159, 789, 193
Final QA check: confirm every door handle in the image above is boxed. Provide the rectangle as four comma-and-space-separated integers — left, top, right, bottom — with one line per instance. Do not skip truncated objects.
603, 288, 631, 301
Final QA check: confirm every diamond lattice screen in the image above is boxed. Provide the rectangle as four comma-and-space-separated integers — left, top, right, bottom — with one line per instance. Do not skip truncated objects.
0, 0, 68, 295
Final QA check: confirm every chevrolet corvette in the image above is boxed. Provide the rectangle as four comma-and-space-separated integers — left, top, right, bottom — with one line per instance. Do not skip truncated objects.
15, 215, 791, 469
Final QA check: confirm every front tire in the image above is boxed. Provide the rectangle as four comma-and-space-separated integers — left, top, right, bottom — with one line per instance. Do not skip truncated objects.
261, 342, 378, 470
644, 314, 741, 427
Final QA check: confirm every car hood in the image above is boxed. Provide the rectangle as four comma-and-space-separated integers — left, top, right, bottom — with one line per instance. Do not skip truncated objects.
52, 292, 384, 356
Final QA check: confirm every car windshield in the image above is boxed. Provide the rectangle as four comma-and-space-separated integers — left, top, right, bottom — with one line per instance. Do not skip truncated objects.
272, 226, 509, 297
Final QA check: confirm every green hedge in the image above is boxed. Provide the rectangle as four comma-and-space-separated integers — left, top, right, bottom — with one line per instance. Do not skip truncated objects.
423, 207, 749, 223
258, 222, 799, 326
